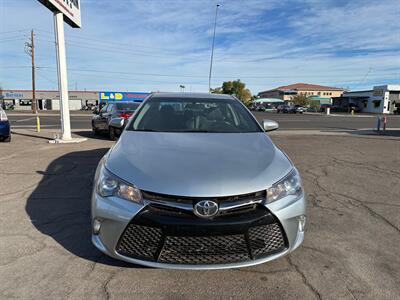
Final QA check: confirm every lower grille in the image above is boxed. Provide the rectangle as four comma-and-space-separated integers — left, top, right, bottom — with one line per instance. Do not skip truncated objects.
117, 225, 162, 260
159, 234, 249, 264
116, 222, 286, 265
249, 224, 285, 258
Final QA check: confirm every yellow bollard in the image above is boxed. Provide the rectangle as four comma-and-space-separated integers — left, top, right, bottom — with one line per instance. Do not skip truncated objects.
36, 115, 41, 132
351, 109, 354, 116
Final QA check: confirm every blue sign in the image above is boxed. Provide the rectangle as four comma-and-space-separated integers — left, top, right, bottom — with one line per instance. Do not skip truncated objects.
5, 92, 24, 98
99, 91, 149, 103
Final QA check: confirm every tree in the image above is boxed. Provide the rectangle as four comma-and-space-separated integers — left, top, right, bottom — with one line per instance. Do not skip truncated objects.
209, 87, 223, 94
291, 93, 310, 106
211, 79, 252, 106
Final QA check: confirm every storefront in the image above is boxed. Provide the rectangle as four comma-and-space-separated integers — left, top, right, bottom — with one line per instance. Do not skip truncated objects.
0, 90, 149, 111
332, 85, 400, 114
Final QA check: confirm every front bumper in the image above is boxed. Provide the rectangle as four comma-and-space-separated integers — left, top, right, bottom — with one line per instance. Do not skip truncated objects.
91, 191, 306, 270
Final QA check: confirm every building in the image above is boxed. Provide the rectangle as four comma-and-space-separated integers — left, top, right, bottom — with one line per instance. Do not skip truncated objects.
0, 90, 150, 111
258, 83, 345, 102
333, 85, 400, 114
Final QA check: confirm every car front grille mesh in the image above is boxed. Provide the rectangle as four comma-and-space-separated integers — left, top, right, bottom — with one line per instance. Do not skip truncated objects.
248, 224, 286, 258
117, 225, 162, 260
116, 223, 286, 265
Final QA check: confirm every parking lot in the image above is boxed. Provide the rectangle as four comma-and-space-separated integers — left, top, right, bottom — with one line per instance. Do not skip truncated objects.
1, 127, 399, 299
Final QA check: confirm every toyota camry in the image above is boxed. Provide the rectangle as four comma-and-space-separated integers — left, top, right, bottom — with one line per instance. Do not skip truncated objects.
91, 92, 306, 269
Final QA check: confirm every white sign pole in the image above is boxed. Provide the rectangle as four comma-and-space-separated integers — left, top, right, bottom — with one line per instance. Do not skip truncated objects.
54, 12, 71, 140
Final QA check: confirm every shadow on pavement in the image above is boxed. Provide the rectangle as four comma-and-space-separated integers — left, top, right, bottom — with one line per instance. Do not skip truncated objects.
73, 130, 113, 141
11, 130, 53, 141
321, 129, 400, 138
25, 148, 137, 267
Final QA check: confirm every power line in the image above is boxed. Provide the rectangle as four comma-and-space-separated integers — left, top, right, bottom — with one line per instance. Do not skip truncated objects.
34, 36, 207, 59
2, 64, 397, 80
34, 28, 205, 53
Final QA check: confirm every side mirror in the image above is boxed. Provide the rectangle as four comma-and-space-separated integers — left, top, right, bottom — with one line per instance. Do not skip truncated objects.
110, 117, 124, 129
262, 119, 279, 132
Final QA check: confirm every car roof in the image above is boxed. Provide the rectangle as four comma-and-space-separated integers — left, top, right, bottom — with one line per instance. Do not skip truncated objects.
150, 92, 235, 100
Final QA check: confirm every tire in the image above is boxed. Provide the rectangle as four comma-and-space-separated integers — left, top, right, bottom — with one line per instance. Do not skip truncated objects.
92, 123, 100, 135
3, 135, 11, 142
109, 127, 117, 141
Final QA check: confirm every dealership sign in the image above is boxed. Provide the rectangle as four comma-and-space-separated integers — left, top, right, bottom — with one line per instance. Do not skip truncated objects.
100, 92, 150, 102
38, 0, 81, 28
4, 92, 24, 98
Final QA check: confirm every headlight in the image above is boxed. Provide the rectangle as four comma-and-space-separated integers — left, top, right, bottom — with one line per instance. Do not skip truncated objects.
96, 165, 142, 204
266, 168, 303, 204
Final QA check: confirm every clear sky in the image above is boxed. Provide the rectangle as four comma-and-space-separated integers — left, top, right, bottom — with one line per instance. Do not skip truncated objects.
1, 0, 399, 94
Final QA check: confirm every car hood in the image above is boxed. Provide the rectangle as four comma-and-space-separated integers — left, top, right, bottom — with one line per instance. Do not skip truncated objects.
106, 132, 293, 197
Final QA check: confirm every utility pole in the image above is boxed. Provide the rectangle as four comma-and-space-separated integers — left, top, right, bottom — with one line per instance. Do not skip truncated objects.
208, 4, 220, 93
25, 30, 37, 113
25, 29, 40, 131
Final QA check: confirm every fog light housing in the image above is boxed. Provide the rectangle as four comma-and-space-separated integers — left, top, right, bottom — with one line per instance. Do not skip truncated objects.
93, 218, 102, 234
298, 215, 306, 232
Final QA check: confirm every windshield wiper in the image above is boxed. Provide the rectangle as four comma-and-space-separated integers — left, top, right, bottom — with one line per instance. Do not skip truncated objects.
177, 130, 212, 133
134, 129, 159, 132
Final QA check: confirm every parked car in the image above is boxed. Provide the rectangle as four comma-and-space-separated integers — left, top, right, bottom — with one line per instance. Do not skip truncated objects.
276, 104, 291, 113
92, 102, 141, 140
277, 104, 304, 113
0, 108, 11, 142
293, 105, 306, 114
348, 103, 361, 113
91, 92, 306, 269
319, 104, 332, 112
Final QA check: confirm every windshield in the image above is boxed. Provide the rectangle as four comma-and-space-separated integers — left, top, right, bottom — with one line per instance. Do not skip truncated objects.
127, 97, 262, 133
116, 102, 140, 111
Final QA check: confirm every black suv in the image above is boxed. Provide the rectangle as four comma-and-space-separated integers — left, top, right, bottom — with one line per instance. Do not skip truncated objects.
92, 102, 141, 140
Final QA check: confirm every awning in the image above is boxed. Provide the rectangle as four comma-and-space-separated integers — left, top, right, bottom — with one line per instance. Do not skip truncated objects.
253, 98, 284, 104
308, 96, 331, 101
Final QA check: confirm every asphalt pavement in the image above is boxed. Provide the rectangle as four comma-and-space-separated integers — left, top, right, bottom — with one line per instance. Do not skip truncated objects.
7, 110, 400, 131
0, 129, 399, 299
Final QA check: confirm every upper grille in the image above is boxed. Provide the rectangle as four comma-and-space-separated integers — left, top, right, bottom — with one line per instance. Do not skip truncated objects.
141, 190, 266, 216
141, 190, 266, 205
116, 222, 286, 265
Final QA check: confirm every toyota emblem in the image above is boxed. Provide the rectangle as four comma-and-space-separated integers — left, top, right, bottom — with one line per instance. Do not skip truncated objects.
194, 200, 219, 218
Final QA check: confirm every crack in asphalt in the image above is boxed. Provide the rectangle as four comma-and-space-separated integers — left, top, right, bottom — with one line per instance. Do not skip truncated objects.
102, 271, 119, 300
332, 191, 400, 235
305, 161, 400, 235
287, 255, 322, 300
234, 268, 292, 276
331, 156, 400, 178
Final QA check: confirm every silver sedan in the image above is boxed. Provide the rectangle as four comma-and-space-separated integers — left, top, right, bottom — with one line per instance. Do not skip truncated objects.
91, 92, 306, 269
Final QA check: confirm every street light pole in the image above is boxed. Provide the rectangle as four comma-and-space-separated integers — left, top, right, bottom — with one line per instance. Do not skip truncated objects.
208, 4, 219, 93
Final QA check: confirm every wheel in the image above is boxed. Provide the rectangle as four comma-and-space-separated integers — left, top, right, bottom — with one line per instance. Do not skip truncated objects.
92, 123, 100, 135
3, 135, 11, 142
109, 127, 117, 141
